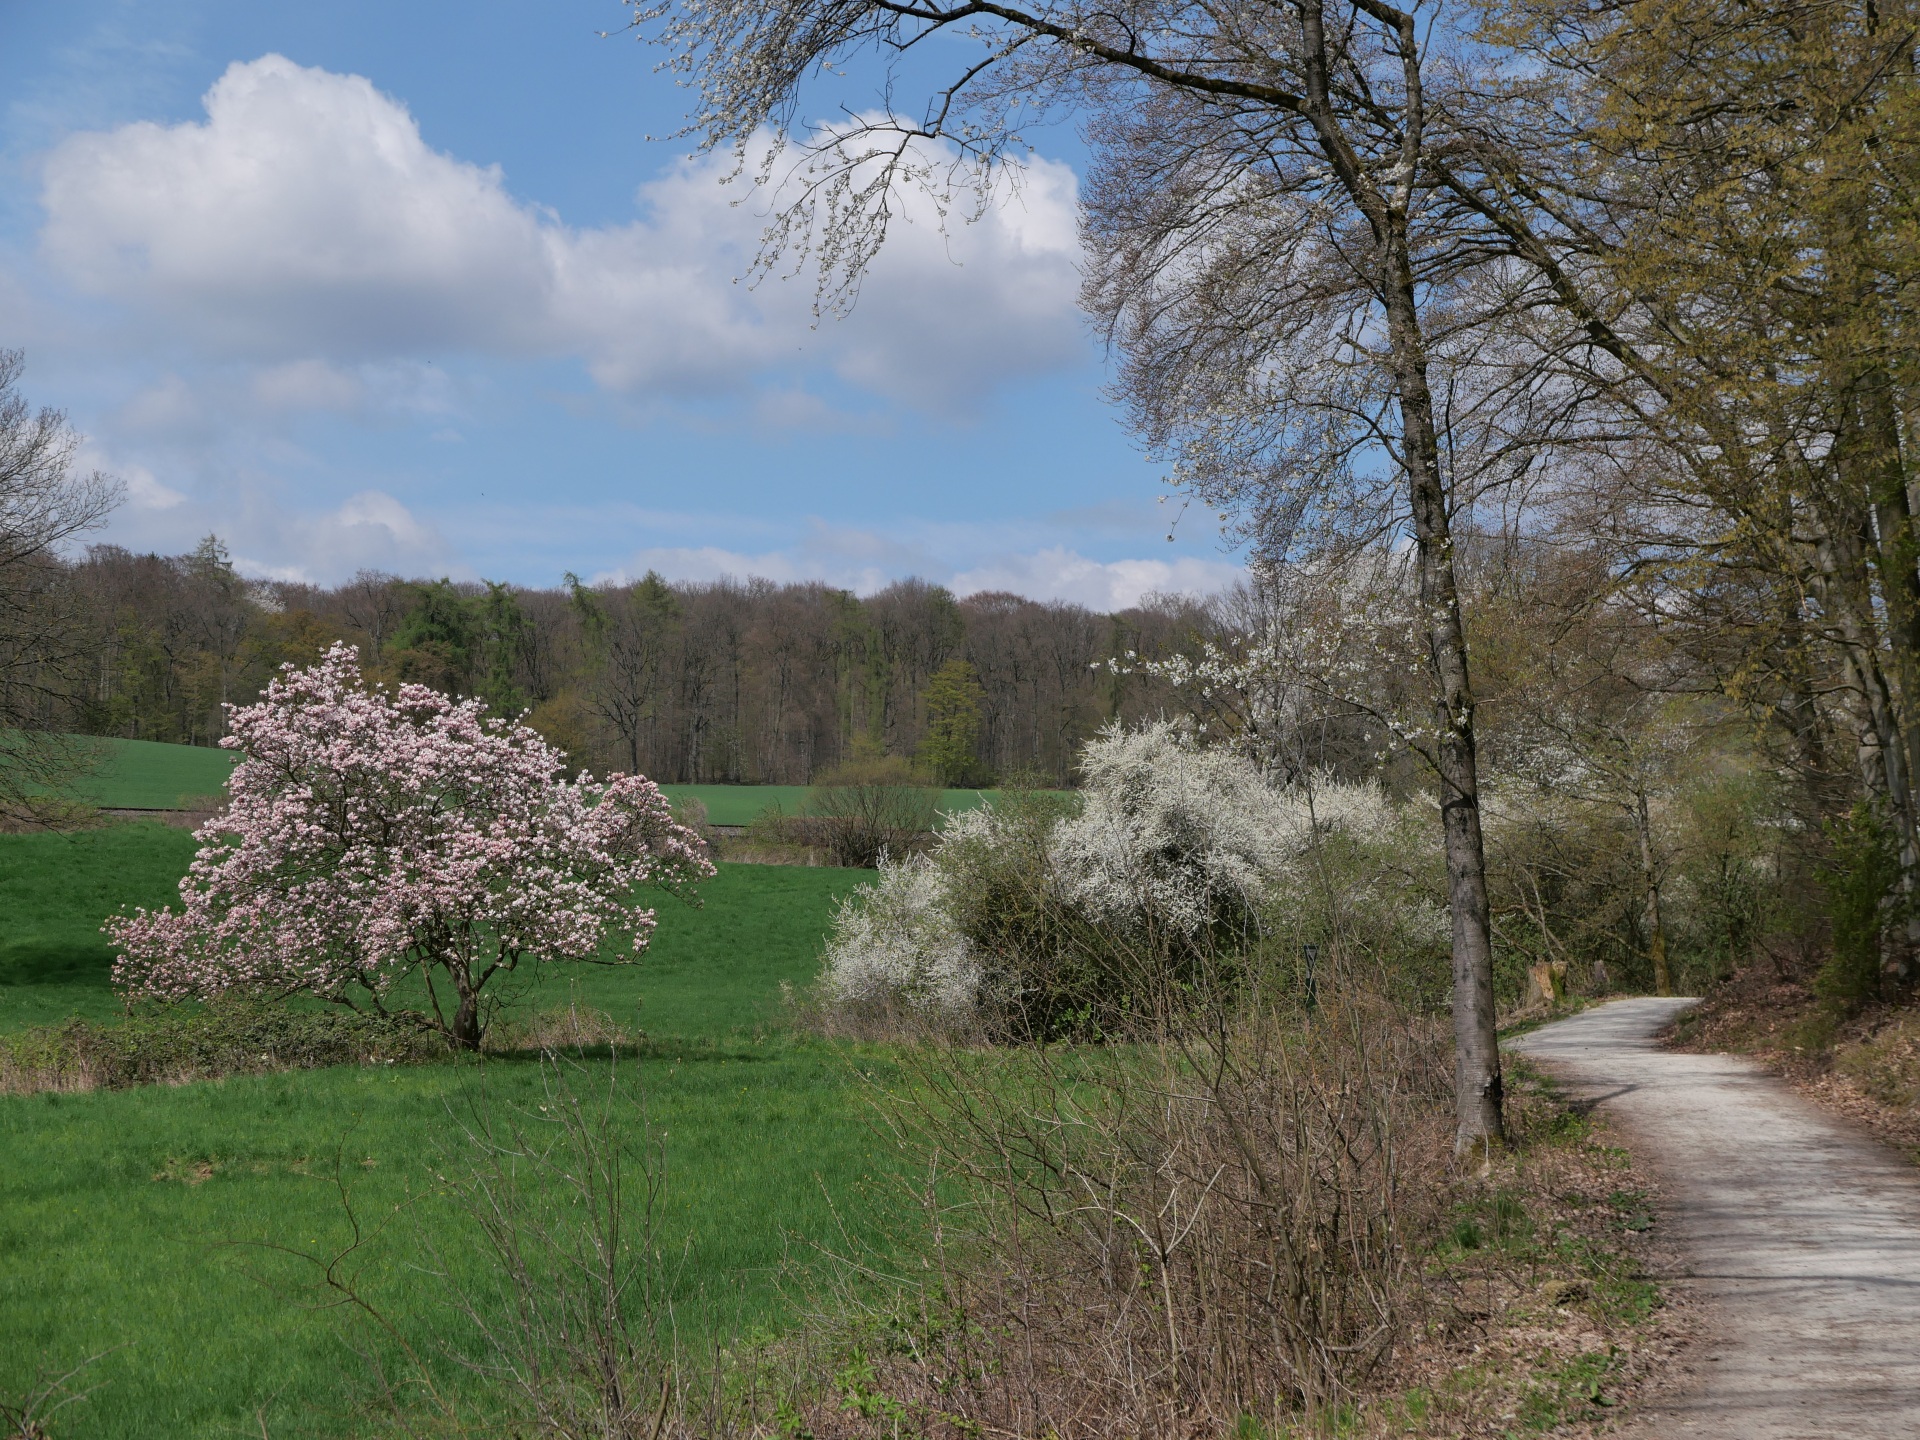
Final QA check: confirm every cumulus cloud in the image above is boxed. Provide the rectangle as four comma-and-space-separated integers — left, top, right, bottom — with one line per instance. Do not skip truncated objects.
600, 529, 1242, 609
87, 462, 454, 583
600, 522, 930, 595
951, 548, 1244, 610
40, 54, 1086, 409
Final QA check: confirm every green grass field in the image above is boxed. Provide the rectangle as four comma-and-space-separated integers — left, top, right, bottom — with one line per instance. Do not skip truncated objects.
0, 824, 203, 1028
55, 738, 1010, 824
659, 783, 1001, 826
66, 737, 238, 810
0, 827, 894, 1438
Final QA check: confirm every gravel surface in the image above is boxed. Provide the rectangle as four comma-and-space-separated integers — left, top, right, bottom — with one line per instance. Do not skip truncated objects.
1509, 997, 1920, 1438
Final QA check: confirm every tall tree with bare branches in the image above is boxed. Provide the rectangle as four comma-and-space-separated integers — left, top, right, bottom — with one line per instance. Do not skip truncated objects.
618, 0, 1595, 1151
0, 350, 120, 819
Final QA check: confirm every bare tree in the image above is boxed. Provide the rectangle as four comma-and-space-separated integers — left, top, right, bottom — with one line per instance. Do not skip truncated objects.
336, 569, 409, 659
624, 0, 1564, 1149
0, 351, 120, 818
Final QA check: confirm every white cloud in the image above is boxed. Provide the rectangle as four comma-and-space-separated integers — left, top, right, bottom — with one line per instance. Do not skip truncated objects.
122, 464, 187, 511
40, 54, 1086, 411
951, 547, 1244, 609
589, 519, 940, 595
599, 530, 1242, 609
91, 471, 454, 583
74, 441, 185, 513
251, 360, 364, 413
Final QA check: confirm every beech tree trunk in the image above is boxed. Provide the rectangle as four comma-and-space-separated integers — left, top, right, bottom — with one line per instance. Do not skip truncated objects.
1295, 0, 1506, 1157
1381, 237, 1506, 1158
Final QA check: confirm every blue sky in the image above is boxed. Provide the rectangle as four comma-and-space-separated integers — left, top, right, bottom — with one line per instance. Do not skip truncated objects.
0, 0, 1243, 608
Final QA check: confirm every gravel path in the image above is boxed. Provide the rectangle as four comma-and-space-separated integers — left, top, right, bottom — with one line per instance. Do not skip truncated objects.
1508, 997, 1920, 1438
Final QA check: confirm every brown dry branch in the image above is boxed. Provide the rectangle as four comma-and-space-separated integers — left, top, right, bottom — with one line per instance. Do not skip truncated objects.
0, 1349, 122, 1440
763, 1007, 1685, 1440
812, 989, 1455, 1437
803, 759, 942, 869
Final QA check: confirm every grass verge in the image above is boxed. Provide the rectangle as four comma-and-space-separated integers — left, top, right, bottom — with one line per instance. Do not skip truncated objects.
1352, 1057, 1690, 1436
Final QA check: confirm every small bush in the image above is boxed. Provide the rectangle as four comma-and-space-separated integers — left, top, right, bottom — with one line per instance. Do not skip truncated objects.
0, 997, 441, 1094
813, 855, 981, 1026
803, 757, 940, 868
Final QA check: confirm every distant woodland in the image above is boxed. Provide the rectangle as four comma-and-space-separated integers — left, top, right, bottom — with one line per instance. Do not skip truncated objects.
15, 536, 1212, 786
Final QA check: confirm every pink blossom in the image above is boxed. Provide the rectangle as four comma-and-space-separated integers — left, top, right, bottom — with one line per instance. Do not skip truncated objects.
108, 644, 714, 1049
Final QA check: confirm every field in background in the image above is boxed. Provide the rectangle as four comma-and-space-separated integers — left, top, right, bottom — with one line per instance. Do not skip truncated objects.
57, 737, 1009, 823
0, 827, 890, 1438
661, 782, 1000, 825
69, 737, 237, 810
0, 824, 201, 1028
0, 827, 867, 1034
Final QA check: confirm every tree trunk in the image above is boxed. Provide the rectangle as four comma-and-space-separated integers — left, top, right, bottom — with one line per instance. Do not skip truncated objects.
1295, 0, 1505, 1158
452, 989, 483, 1052
1381, 232, 1507, 1159
1855, 371, 1920, 976
1634, 791, 1673, 996
1812, 522, 1920, 950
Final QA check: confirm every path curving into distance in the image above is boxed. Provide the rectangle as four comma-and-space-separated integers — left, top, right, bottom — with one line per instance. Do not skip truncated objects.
1508, 998, 1920, 1438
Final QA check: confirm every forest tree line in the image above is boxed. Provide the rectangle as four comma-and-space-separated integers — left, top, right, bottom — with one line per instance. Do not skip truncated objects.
8, 533, 1210, 787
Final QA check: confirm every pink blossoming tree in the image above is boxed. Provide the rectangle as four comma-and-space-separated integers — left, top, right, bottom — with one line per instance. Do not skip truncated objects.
108, 644, 713, 1050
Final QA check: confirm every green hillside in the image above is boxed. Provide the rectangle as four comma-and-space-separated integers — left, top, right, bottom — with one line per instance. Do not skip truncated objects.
69, 738, 237, 810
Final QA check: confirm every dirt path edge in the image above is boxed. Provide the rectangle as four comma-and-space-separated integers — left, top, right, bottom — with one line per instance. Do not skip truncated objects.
1509, 997, 1920, 1439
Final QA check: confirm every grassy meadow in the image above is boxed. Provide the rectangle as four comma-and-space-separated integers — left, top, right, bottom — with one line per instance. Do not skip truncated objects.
50, 735, 1007, 827
67, 737, 239, 810
660, 782, 1002, 826
0, 806, 897, 1438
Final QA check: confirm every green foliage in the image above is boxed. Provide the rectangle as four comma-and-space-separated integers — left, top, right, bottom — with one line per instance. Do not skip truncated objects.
918, 658, 986, 786
1668, 771, 1786, 980
1816, 803, 1900, 1012
1253, 817, 1451, 1016
1486, 767, 1794, 1005
387, 578, 481, 694
476, 580, 532, 716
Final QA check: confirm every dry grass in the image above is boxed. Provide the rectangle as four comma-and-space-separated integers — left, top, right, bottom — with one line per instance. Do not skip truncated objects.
0, 1001, 440, 1096
481, 1000, 635, 1054
710, 835, 837, 866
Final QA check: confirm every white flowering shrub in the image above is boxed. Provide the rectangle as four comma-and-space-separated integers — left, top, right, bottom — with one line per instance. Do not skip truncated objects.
817, 853, 982, 1021
816, 722, 1447, 1030
1054, 722, 1294, 936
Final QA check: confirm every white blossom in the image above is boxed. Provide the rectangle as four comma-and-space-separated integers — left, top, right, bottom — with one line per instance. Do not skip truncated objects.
818, 853, 981, 1019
